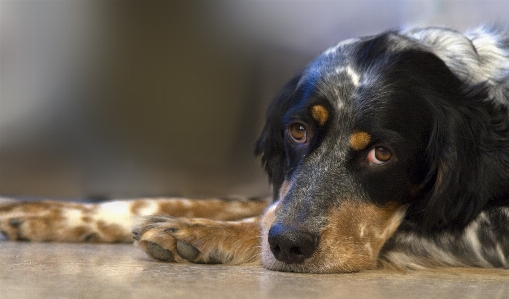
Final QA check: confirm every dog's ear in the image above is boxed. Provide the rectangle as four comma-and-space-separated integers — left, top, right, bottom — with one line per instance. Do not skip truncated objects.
411, 82, 509, 231
381, 48, 505, 231
255, 74, 301, 199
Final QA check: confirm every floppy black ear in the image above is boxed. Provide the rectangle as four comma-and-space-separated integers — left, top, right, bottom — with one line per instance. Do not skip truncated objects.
411, 83, 509, 231
381, 48, 509, 231
254, 74, 302, 199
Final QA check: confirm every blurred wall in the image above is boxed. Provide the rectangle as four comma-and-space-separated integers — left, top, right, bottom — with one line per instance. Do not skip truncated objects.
1, 0, 507, 199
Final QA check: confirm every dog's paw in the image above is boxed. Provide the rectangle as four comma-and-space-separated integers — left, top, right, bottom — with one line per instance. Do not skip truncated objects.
133, 217, 228, 263
133, 216, 262, 265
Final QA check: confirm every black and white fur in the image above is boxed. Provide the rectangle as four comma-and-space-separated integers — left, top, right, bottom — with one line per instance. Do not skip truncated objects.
255, 26, 509, 271
380, 26, 509, 269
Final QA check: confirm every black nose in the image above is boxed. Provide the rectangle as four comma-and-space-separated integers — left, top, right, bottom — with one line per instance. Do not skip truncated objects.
268, 223, 318, 264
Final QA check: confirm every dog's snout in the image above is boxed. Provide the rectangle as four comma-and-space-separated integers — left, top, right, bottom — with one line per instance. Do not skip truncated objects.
268, 223, 318, 264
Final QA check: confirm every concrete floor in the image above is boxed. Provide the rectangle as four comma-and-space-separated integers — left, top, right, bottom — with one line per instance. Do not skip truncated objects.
0, 242, 508, 299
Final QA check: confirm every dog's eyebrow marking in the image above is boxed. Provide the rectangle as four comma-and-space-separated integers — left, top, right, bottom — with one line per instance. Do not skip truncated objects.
311, 105, 329, 126
350, 131, 371, 150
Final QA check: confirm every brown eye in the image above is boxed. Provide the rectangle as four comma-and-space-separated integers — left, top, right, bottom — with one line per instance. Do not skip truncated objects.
367, 147, 392, 165
287, 123, 308, 144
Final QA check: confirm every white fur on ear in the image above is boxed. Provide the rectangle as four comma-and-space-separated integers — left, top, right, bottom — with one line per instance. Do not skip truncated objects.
402, 26, 509, 102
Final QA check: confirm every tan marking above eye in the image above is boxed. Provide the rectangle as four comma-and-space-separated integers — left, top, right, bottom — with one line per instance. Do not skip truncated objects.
311, 105, 329, 126
350, 131, 371, 151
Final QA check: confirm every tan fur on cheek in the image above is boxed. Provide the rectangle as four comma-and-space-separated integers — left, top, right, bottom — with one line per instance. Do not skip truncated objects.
318, 201, 408, 272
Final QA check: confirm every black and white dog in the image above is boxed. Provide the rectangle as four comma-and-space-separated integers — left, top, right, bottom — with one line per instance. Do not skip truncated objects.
1, 26, 509, 273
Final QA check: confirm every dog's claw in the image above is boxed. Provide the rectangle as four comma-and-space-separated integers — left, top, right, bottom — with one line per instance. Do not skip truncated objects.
9, 218, 22, 228
164, 227, 178, 234
132, 229, 141, 241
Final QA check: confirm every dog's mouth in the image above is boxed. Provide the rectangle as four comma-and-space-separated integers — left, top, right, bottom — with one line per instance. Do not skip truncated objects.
260, 201, 407, 273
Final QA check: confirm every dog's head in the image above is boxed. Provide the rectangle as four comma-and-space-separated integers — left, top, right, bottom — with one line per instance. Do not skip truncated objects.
255, 28, 508, 273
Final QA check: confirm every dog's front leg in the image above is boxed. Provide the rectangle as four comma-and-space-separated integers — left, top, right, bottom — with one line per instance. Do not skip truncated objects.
0, 197, 269, 243
134, 216, 262, 265
0, 199, 145, 242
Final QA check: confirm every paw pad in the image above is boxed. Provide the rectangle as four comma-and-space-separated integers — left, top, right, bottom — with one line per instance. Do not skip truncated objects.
146, 242, 175, 261
176, 240, 200, 261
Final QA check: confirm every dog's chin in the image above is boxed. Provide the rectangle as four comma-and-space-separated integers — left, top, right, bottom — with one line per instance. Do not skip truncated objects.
260, 241, 378, 274
261, 255, 373, 274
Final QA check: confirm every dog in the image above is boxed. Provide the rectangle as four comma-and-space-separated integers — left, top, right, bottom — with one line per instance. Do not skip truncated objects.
1, 26, 509, 273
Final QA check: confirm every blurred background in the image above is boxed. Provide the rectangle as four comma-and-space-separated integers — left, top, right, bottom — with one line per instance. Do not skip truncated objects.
1, 0, 508, 200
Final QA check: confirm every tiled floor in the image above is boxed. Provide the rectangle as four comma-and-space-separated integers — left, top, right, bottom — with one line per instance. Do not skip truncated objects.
0, 242, 508, 299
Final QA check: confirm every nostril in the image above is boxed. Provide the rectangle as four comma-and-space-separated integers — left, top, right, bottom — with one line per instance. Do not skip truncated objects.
290, 246, 302, 255
269, 242, 281, 253
268, 223, 318, 264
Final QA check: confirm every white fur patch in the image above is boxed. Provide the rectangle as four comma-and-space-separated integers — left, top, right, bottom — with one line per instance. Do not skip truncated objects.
63, 208, 88, 226
135, 200, 159, 216
333, 65, 361, 87
346, 66, 360, 86
403, 27, 509, 96
463, 214, 491, 267
93, 201, 133, 232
